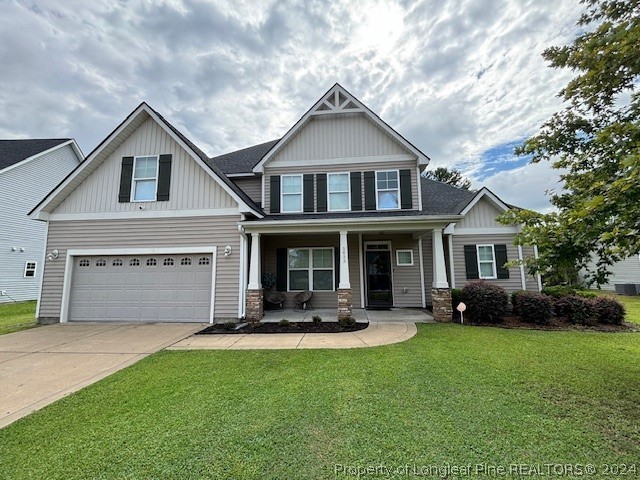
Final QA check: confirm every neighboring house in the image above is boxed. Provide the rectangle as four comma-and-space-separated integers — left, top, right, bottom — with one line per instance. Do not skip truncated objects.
30, 84, 540, 324
0, 139, 83, 303
581, 255, 640, 292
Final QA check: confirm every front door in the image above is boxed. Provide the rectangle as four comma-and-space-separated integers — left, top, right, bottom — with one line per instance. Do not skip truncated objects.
365, 244, 393, 308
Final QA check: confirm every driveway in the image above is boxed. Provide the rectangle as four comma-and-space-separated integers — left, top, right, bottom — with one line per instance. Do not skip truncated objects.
0, 322, 203, 428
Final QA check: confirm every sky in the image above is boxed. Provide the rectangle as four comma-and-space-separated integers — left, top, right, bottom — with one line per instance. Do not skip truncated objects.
0, 0, 585, 212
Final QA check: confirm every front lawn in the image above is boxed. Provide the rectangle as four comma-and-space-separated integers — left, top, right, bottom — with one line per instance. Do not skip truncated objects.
0, 301, 37, 335
1, 325, 638, 479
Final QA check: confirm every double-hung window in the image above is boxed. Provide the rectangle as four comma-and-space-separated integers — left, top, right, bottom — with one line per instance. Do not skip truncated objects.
288, 248, 334, 291
477, 245, 497, 279
132, 156, 158, 202
281, 175, 303, 213
327, 173, 350, 211
376, 170, 399, 210
24, 262, 37, 278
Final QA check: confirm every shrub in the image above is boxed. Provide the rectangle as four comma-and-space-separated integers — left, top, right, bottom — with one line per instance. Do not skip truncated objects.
339, 317, 357, 328
510, 290, 528, 315
516, 292, 554, 324
451, 288, 463, 310
460, 281, 509, 324
554, 295, 596, 325
592, 297, 625, 325
575, 290, 597, 299
541, 285, 578, 298
278, 319, 290, 327
312, 315, 322, 325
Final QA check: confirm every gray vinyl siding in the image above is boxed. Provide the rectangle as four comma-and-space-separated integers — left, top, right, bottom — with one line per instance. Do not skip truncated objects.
53, 117, 236, 214
264, 160, 419, 214
39, 216, 242, 321
362, 234, 423, 307
231, 177, 262, 205
457, 198, 504, 229
451, 234, 538, 292
0, 145, 81, 303
581, 255, 640, 291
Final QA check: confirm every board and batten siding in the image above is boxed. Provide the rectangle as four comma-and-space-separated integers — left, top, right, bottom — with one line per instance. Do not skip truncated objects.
456, 198, 504, 229
231, 177, 262, 204
451, 234, 538, 292
54, 117, 236, 214
0, 145, 80, 303
39, 216, 242, 321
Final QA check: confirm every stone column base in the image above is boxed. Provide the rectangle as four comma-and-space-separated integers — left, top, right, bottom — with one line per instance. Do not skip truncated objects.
337, 288, 353, 320
246, 289, 264, 322
431, 288, 452, 322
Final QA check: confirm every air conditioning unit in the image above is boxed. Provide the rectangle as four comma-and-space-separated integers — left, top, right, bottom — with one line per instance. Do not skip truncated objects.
614, 283, 637, 296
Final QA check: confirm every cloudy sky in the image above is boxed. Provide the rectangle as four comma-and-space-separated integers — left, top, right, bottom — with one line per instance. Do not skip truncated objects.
0, 0, 584, 211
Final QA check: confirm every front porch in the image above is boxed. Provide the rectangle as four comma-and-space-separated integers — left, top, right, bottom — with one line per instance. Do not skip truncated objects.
262, 308, 435, 323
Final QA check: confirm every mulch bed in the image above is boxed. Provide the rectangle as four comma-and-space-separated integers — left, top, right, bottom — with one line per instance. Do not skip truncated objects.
196, 321, 369, 335
458, 315, 637, 332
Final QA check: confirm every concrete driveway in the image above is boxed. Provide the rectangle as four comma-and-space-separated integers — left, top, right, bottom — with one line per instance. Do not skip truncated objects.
0, 322, 203, 428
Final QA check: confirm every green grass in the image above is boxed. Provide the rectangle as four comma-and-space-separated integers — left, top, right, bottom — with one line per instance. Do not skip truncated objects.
0, 301, 37, 335
1, 325, 638, 479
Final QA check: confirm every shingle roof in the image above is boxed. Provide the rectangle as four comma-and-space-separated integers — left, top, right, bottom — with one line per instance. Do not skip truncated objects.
420, 177, 476, 215
0, 138, 71, 171
212, 139, 280, 175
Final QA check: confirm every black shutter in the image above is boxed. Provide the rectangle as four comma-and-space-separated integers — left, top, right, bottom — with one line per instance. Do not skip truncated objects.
118, 156, 134, 203
334, 246, 340, 291
350, 172, 362, 211
364, 171, 376, 210
303, 174, 314, 212
317, 174, 327, 212
464, 245, 479, 279
495, 244, 510, 279
400, 169, 412, 209
156, 154, 172, 201
270, 175, 281, 214
276, 248, 287, 291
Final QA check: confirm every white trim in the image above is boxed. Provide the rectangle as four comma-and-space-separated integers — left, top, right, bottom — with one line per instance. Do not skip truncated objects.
237, 227, 247, 318
44, 208, 240, 221
375, 169, 401, 211
459, 187, 511, 216
533, 245, 543, 292
23, 261, 37, 278
451, 227, 519, 235
252, 84, 429, 173
268, 153, 415, 169
358, 233, 365, 308
364, 241, 392, 250
395, 249, 414, 266
443, 223, 456, 235
327, 172, 351, 212
517, 245, 527, 290
0, 139, 83, 175
60, 246, 217, 323
418, 237, 426, 308
130, 155, 159, 203
447, 234, 455, 288
209, 250, 217, 323
261, 173, 265, 209
416, 166, 423, 211
286, 247, 335, 292
280, 174, 303, 213
476, 244, 497, 280
227, 173, 257, 178
35, 221, 49, 318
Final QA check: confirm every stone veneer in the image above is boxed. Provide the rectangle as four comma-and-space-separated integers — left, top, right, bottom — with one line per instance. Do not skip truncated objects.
337, 288, 353, 320
245, 289, 264, 322
431, 288, 452, 322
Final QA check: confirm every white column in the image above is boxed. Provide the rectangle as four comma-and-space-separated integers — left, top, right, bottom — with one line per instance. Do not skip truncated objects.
432, 228, 449, 289
247, 232, 261, 290
517, 245, 527, 290
339, 231, 351, 289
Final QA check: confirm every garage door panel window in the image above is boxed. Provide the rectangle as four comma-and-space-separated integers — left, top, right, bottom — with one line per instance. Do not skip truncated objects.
287, 247, 334, 291
198, 257, 210, 266
181, 257, 192, 266
129, 258, 140, 266
96, 259, 107, 267
146, 258, 157, 267
112, 259, 123, 266
163, 258, 174, 266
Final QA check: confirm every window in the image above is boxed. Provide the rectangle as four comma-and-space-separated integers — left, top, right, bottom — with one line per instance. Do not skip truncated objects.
112, 259, 123, 266
131, 156, 158, 202
163, 258, 174, 266
281, 174, 303, 213
181, 257, 192, 266
146, 258, 157, 266
396, 250, 414, 266
24, 262, 37, 278
79, 259, 90, 267
96, 259, 107, 267
129, 258, 140, 266
376, 170, 399, 210
288, 248, 334, 291
477, 245, 497, 279
198, 257, 210, 266
327, 173, 350, 211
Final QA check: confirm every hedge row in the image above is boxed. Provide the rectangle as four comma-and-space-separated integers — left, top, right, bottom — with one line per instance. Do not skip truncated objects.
457, 281, 625, 325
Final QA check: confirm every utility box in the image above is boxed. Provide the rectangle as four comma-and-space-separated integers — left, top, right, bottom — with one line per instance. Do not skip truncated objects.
614, 283, 638, 296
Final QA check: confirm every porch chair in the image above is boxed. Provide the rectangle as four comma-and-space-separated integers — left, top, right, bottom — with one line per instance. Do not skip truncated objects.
293, 290, 314, 311
264, 290, 286, 311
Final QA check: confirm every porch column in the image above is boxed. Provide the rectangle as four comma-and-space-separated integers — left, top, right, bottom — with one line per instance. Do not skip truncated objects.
337, 230, 352, 320
432, 228, 452, 322
246, 232, 263, 322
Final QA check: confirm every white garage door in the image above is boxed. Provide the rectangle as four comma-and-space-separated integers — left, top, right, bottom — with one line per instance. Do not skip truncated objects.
69, 254, 213, 323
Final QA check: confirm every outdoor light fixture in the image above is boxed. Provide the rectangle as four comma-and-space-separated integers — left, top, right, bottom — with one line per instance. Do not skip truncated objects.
224, 245, 232, 257
47, 249, 59, 261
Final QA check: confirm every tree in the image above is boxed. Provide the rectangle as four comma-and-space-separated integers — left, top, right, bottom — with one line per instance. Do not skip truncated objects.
423, 166, 472, 190
499, 0, 640, 286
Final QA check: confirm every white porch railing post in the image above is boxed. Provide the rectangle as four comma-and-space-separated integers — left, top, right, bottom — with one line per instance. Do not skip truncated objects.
339, 231, 350, 289
247, 232, 261, 290
432, 228, 449, 289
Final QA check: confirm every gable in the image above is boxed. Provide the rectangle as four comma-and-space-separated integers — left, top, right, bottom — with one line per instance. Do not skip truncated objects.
52, 117, 236, 215
268, 113, 413, 168
457, 197, 505, 229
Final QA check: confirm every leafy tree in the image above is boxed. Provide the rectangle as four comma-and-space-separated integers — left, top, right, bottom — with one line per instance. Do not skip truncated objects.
499, 0, 640, 286
423, 166, 472, 190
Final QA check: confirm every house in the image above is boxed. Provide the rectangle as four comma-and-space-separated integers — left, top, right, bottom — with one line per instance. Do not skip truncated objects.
581, 255, 640, 293
30, 84, 540, 324
0, 139, 83, 303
